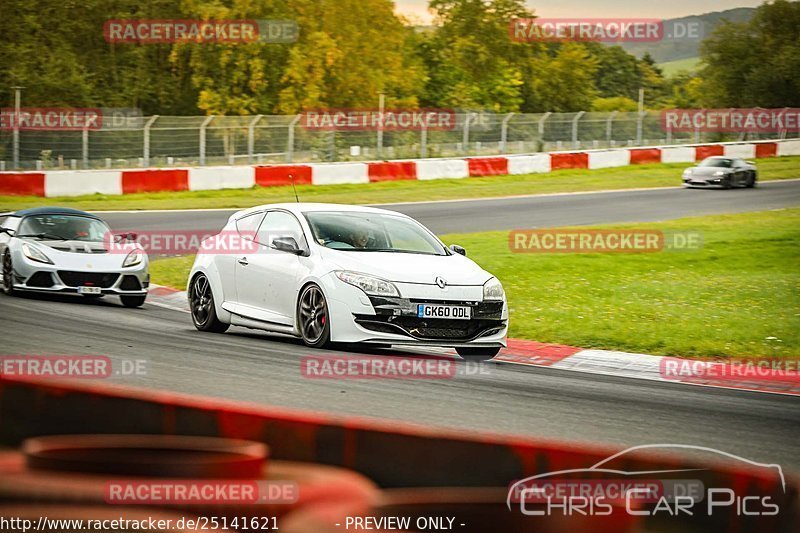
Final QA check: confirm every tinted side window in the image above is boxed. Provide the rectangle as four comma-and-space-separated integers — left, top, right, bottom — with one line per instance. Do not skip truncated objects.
257, 211, 306, 248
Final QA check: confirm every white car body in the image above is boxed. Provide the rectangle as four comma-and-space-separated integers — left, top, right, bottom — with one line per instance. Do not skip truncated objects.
0, 208, 149, 305
188, 203, 508, 352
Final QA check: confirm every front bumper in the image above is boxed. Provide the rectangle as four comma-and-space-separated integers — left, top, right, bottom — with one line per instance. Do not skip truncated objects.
321, 275, 508, 347
9, 255, 149, 296
683, 177, 726, 188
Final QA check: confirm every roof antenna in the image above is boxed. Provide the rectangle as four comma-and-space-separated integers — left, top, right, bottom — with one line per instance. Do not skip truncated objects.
289, 173, 300, 203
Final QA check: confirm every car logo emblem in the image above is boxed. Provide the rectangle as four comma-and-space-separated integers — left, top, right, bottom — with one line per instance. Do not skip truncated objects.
435, 276, 447, 289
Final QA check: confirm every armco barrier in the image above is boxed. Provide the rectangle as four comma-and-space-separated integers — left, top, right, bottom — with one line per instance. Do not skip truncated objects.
310, 162, 369, 185
588, 150, 630, 169
0, 172, 45, 196
695, 144, 725, 161
629, 148, 662, 165
45, 170, 123, 197
415, 158, 469, 180
255, 164, 313, 187
0, 139, 797, 197
467, 157, 508, 177
0, 376, 795, 531
368, 161, 416, 182
189, 166, 255, 191
550, 151, 589, 170
507, 153, 551, 174
122, 169, 189, 194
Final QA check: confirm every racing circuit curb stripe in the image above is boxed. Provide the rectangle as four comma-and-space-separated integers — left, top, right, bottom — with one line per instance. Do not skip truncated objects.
144, 284, 800, 397
1, 139, 795, 197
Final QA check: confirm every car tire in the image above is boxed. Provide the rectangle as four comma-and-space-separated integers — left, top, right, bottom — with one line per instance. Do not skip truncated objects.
189, 274, 229, 333
746, 172, 757, 188
297, 284, 331, 348
456, 346, 501, 362
2, 251, 15, 296
120, 295, 147, 308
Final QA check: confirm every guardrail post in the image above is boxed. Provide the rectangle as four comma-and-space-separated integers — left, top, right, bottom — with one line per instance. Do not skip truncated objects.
286, 114, 301, 162
538, 112, 551, 147
636, 111, 645, 145
247, 115, 263, 164
199, 115, 214, 166
82, 124, 90, 169
462, 113, 475, 155
420, 121, 428, 158
500, 113, 514, 153
606, 111, 617, 145
572, 111, 585, 149
143, 115, 158, 168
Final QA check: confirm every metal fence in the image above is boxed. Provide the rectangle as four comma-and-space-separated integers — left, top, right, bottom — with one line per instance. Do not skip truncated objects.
0, 111, 789, 170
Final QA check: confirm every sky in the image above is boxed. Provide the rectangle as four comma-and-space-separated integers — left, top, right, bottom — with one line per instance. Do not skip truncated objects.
395, 0, 765, 24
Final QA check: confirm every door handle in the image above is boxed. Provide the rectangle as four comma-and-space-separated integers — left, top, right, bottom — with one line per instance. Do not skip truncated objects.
238, 257, 249, 266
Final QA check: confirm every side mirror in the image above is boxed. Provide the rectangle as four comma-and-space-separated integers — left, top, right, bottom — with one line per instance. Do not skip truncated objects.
449, 244, 466, 256
114, 232, 137, 243
125, 232, 137, 242
272, 236, 304, 255
0, 227, 11, 236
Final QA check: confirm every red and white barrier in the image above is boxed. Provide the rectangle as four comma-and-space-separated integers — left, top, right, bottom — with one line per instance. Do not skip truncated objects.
0, 139, 792, 197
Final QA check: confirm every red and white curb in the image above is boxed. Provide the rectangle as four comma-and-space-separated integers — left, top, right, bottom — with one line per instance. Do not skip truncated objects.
2, 139, 799, 197
147, 285, 799, 397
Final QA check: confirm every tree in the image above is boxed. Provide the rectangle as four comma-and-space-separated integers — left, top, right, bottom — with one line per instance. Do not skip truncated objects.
699, 0, 800, 107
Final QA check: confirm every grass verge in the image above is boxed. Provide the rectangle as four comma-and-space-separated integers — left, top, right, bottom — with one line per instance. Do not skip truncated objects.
150, 208, 800, 360
2, 156, 799, 212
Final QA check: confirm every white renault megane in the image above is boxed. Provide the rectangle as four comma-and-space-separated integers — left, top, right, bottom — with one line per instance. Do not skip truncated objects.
188, 203, 508, 360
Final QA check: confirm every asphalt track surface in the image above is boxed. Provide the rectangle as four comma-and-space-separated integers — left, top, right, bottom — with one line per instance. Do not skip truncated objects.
98, 179, 800, 235
3, 181, 799, 471
3, 291, 799, 472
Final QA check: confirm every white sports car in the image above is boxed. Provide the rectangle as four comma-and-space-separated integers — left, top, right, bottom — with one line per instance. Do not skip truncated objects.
0, 207, 149, 307
188, 203, 508, 360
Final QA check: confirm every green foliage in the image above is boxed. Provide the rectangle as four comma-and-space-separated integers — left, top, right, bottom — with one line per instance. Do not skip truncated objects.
0, 0, 792, 114
699, 0, 800, 107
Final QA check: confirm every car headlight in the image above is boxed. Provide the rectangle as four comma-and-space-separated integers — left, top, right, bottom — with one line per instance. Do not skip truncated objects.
21, 243, 53, 264
682, 169, 692, 177
714, 171, 725, 176
483, 277, 504, 301
335, 270, 400, 297
122, 249, 144, 267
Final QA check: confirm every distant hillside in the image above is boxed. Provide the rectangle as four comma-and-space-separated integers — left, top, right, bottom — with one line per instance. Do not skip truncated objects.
658, 56, 702, 76
616, 7, 755, 63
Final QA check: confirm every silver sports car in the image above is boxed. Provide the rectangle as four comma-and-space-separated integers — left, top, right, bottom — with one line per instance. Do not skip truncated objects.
682, 156, 757, 189
0, 207, 149, 307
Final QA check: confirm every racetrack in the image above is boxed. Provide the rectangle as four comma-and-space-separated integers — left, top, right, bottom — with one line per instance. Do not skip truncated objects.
2, 291, 799, 471
3, 180, 799, 473
98, 179, 800, 234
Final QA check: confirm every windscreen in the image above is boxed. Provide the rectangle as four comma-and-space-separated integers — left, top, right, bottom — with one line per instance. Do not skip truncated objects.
17, 214, 111, 242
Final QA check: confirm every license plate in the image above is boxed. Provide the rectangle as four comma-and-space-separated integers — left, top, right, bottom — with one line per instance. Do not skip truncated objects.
78, 286, 101, 295
417, 304, 471, 320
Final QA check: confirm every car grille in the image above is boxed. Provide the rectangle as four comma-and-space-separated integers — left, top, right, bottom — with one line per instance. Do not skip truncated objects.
119, 275, 142, 291
26, 271, 54, 288
57, 271, 119, 288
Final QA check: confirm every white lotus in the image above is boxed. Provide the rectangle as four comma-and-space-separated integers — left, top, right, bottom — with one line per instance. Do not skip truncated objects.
188, 203, 508, 360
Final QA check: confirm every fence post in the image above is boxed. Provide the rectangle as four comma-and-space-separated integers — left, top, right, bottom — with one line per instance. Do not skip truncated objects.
500, 113, 514, 153
143, 115, 158, 168
82, 125, 90, 169
636, 111, 645, 145
572, 111, 585, 149
606, 111, 617, 145
538, 112, 551, 147
420, 121, 428, 158
462, 113, 475, 155
199, 115, 214, 166
247, 115, 263, 164
287, 114, 301, 162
